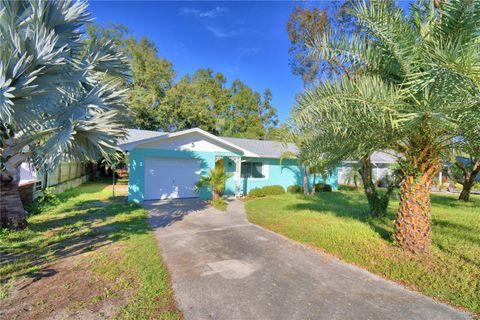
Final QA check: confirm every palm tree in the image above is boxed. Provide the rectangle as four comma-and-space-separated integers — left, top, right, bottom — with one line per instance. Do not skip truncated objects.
195, 167, 233, 200
292, 0, 480, 252
344, 163, 361, 190
0, 0, 129, 228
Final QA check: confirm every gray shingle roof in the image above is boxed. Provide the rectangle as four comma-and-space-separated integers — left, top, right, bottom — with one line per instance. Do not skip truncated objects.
118, 128, 297, 158
221, 137, 298, 158
119, 129, 165, 151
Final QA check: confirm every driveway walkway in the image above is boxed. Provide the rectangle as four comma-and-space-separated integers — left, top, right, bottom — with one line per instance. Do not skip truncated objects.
145, 199, 471, 320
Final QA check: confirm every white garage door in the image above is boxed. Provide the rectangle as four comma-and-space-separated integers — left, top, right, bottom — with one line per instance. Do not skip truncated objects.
144, 157, 201, 200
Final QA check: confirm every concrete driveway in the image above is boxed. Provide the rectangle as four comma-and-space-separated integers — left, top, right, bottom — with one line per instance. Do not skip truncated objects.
145, 199, 471, 320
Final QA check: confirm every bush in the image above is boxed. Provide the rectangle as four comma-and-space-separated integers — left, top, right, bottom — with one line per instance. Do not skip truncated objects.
262, 185, 285, 195
36, 187, 60, 206
287, 185, 303, 193
25, 187, 59, 216
248, 188, 266, 198
314, 183, 332, 192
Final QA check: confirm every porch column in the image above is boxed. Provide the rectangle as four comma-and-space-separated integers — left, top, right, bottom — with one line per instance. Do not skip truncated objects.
234, 156, 241, 198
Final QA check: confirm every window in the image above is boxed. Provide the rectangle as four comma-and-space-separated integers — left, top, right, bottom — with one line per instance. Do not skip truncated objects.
241, 161, 265, 179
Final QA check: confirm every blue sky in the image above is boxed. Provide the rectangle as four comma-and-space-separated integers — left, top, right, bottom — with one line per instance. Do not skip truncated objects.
88, 1, 303, 123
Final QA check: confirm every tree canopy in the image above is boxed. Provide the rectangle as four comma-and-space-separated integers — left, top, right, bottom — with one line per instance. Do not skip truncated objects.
87, 24, 279, 139
291, 0, 480, 252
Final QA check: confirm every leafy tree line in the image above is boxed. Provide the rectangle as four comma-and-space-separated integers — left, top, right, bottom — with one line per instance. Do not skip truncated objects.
87, 24, 279, 139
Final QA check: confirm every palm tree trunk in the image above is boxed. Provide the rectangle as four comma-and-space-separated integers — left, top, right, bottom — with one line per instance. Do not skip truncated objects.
359, 157, 389, 216
458, 162, 479, 202
393, 174, 432, 253
311, 173, 316, 194
303, 165, 309, 195
0, 179, 27, 229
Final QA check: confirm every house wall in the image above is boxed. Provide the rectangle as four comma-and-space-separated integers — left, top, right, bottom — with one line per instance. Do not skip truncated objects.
338, 163, 392, 185
224, 157, 338, 195
128, 148, 241, 202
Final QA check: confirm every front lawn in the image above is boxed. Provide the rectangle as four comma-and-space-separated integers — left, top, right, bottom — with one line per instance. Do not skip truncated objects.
0, 181, 182, 320
245, 190, 480, 314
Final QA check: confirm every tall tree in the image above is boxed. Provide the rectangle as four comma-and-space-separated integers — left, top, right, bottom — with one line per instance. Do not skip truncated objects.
86, 24, 175, 130
292, 0, 480, 253
287, 6, 329, 84
0, 0, 129, 228
127, 37, 175, 130
226, 80, 278, 139
286, 2, 357, 84
160, 68, 230, 133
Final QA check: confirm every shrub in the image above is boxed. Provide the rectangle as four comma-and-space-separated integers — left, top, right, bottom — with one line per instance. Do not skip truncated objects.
248, 188, 266, 198
262, 185, 285, 195
314, 183, 332, 192
25, 187, 59, 216
287, 185, 303, 193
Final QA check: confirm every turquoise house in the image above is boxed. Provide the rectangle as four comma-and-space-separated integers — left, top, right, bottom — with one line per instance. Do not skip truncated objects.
119, 128, 338, 202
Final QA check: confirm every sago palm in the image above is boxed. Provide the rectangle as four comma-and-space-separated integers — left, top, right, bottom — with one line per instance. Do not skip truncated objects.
0, 0, 129, 228
196, 167, 233, 200
292, 0, 480, 252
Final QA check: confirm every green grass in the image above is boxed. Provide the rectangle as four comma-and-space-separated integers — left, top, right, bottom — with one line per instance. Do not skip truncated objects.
0, 181, 181, 319
212, 198, 228, 211
245, 189, 480, 314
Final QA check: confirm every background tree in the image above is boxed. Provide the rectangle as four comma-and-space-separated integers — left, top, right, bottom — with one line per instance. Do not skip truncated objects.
286, 1, 357, 84
0, 0, 129, 228
87, 24, 175, 130
292, 0, 480, 253
287, 6, 329, 84
160, 68, 230, 133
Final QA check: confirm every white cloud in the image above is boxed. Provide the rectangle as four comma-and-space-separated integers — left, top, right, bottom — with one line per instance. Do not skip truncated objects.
206, 26, 248, 38
180, 6, 228, 18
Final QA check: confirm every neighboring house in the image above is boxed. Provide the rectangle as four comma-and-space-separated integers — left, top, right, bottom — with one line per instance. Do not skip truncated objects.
338, 151, 399, 185
19, 161, 95, 202
119, 128, 338, 202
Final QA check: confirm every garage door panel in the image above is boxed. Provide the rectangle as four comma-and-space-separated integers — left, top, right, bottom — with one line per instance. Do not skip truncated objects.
144, 158, 201, 200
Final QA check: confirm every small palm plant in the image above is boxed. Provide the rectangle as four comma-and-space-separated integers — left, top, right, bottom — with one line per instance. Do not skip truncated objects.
344, 163, 361, 190
195, 167, 233, 200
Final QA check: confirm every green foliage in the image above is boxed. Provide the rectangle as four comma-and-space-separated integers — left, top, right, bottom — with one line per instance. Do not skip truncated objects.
261, 185, 285, 195
212, 198, 228, 211
36, 188, 59, 206
249, 185, 286, 197
292, 0, 480, 178
195, 167, 233, 198
287, 185, 304, 194
1, 1, 129, 175
245, 192, 480, 313
248, 188, 266, 198
162, 74, 279, 138
314, 183, 332, 192
86, 24, 279, 138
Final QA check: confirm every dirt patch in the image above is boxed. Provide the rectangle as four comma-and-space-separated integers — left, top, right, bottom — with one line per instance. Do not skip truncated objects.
1, 245, 134, 320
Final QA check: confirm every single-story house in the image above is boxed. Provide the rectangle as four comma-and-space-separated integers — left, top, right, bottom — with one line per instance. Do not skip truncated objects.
119, 128, 338, 202
338, 151, 399, 185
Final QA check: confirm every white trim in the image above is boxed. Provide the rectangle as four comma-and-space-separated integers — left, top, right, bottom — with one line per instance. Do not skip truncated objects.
126, 128, 258, 157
